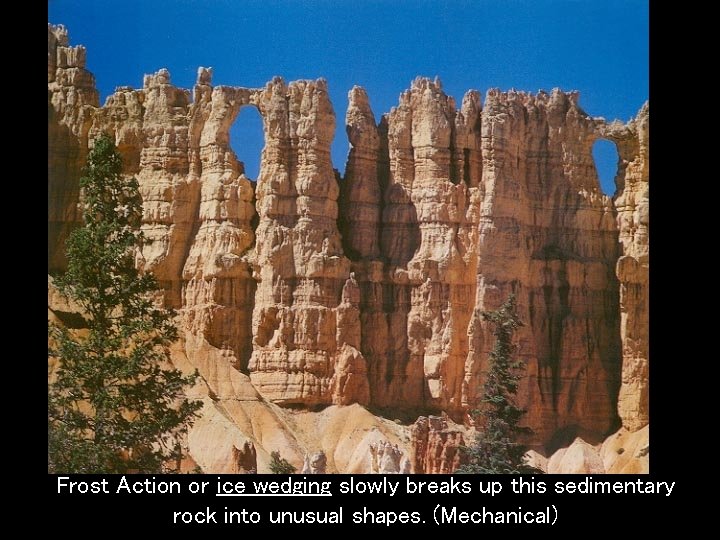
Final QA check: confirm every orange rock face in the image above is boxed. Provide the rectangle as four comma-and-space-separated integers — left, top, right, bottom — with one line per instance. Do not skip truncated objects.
48, 24, 648, 470
48, 24, 98, 271
602, 108, 649, 432
410, 416, 466, 474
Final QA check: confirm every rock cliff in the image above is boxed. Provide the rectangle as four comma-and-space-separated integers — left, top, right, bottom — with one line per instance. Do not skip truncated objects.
601, 109, 649, 432
48, 24, 98, 271
48, 24, 649, 472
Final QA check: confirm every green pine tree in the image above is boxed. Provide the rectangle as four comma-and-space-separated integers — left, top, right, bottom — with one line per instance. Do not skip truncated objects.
48, 135, 202, 473
456, 293, 541, 474
268, 451, 296, 474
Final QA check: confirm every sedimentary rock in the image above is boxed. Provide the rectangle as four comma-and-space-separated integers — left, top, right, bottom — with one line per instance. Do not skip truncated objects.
599, 424, 649, 474
231, 441, 257, 473
48, 24, 98, 271
546, 437, 606, 474
47, 24, 649, 471
342, 79, 483, 415
302, 451, 327, 474
602, 107, 650, 432
182, 68, 258, 392
469, 88, 627, 446
343, 80, 633, 447
247, 77, 369, 406
410, 415, 466, 473
543, 425, 648, 474
369, 441, 407, 473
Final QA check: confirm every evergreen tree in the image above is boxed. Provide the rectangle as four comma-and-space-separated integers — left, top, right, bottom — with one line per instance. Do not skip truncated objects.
268, 451, 296, 474
456, 293, 540, 474
48, 135, 201, 473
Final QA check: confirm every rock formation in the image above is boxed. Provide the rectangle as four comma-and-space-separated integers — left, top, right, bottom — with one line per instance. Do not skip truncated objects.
230, 441, 257, 474
47, 23, 649, 473
369, 441, 410, 474
410, 416, 466, 474
601, 108, 650, 432
302, 451, 328, 474
48, 24, 98, 271
342, 80, 633, 448
248, 78, 369, 407
541, 425, 649, 474
341, 81, 482, 418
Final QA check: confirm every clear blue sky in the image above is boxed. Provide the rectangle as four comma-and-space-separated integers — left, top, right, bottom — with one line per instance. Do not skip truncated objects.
49, 0, 648, 194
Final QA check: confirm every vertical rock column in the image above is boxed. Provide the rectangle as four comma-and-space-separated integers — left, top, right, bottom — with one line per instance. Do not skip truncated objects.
605, 103, 649, 432
343, 79, 482, 413
403, 79, 482, 415
181, 69, 258, 395
340, 87, 397, 406
249, 78, 368, 405
468, 89, 622, 446
89, 85, 144, 174
48, 24, 99, 271
340, 86, 382, 260
134, 69, 198, 309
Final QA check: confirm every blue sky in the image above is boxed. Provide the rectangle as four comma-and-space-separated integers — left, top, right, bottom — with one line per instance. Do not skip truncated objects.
49, 0, 648, 194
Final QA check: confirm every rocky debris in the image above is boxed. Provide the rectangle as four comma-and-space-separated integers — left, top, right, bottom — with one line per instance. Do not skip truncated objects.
547, 437, 606, 474
231, 441, 257, 473
369, 441, 410, 473
302, 451, 327, 474
534, 425, 649, 474
599, 424, 649, 473
524, 450, 548, 472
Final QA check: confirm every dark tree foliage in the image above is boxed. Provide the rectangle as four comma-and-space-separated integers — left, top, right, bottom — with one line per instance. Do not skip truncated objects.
456, 293, 542, 474
268, 451, 296, 474
48, 135, 201, 473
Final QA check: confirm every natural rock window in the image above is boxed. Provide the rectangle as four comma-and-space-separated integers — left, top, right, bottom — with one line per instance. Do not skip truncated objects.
592, 139, 620, 196
230, 106, 264, 181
